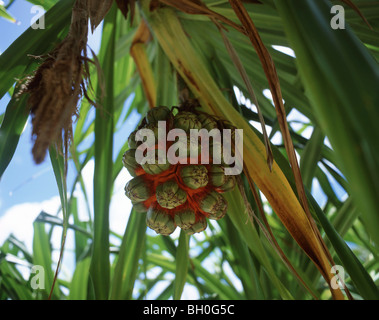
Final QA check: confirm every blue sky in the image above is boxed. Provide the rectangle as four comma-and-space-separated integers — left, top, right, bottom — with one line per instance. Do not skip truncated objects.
0, 1, 59, 215
0, 1, 142, 259
0, 0, 104, 216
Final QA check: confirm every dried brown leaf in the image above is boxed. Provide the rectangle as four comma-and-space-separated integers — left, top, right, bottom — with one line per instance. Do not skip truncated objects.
158, 0, 244, 33
116, 0, 129, 18
116, 0, 136, 23
21, 0, 92, 164
237, 173, 318, 299
87, 0, 113, 32
149, 0, 161, 11
228, 0, 345, 300
340, 0, 372, 29
130, 20, 156, 109
216, 22, 273, 170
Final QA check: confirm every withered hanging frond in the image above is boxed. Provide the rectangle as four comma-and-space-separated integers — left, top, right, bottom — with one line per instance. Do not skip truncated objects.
21, 0, 92, 164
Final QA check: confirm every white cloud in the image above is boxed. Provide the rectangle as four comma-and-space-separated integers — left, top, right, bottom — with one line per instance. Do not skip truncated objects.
272, 45, 296, 58
0, 196, 61, 250
0, 159, 133, 284
109, 168, 133, 236
287, 109, 310, 125
0, 158, 133, 250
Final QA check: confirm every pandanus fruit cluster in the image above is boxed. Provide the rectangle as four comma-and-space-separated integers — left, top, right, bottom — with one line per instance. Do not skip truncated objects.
123, 102, 237, 236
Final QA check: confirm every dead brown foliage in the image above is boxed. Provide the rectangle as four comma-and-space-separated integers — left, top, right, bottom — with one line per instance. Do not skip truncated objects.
22, 0, 93, 164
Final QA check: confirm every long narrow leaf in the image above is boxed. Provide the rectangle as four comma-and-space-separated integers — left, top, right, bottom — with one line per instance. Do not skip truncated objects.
68, 257, 91, 300
48, 142, 69, 299
110, 211, 146, 300
0, 92, 28, 178
173, 230, 189, 300
89, 3, 117, 299
275, 0, 379, 249
32, 221, 60, 299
